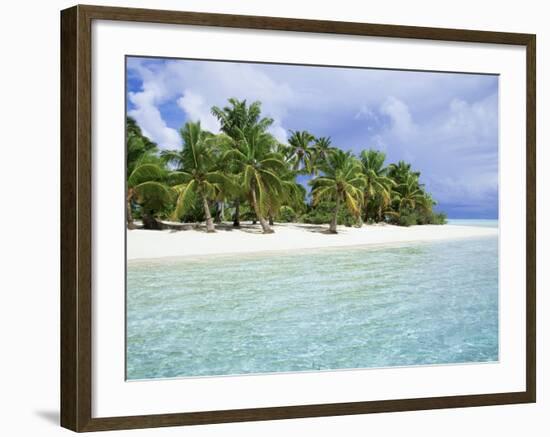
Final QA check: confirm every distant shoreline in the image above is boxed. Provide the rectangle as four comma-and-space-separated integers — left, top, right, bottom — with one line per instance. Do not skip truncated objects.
127, 222, 497, 261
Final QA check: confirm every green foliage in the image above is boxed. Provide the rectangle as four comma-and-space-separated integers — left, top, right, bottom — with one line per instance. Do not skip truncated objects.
211, 99, 285, 233
313, 137, 334, 162
211, 98, 274, 138
127, 117, 157, 174
396, 208, 419, 227
162, 121, 235, 231
432, 212, 448, 224
171, 196, 206, 223
126, 97, 447, 231
359, 149, 395, 223
278, 206, 297, 223
418, 210, 447, 225
392, 208, 447, 226
220, 123, 287, 232
287, 130, 316, 174
126, 121, 171, 228
310, 150, 365, 232
301, 201, 356, 226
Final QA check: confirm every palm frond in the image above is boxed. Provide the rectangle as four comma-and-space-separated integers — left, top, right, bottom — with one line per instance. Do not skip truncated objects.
172, 180, 197, 219
128, 163, 166, 187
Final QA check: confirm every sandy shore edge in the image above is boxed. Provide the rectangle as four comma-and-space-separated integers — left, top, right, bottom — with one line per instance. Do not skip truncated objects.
127, 222, 497, 261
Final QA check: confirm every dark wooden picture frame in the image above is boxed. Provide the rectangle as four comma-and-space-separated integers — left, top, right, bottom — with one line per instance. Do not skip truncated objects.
60, 4, 536, 432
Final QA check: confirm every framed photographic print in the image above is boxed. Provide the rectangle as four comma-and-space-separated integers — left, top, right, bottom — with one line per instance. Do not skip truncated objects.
60, 4, 536, 432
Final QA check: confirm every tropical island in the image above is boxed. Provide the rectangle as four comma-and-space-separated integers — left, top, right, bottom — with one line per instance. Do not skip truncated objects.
128, 98, 447, 230
126, 98, 497, 260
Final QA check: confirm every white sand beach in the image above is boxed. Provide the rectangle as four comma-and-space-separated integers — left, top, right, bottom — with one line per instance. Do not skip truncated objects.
127, 222, 497, 260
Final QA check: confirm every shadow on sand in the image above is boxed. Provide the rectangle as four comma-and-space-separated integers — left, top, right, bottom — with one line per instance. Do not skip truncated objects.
293, 224, 333, 234
158, 221, 336, 235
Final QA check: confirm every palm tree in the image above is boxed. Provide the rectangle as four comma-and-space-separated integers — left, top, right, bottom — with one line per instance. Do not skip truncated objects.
221, 126, 287, 234
313, 136, 334, 161
387, 160, 420, 185
310, 150, 365, 233
127, 116, 157, 174
211, 98, 274, 137
287, 130, 316, 173
162, 122, 233, 233
396, 173, 428, 213
310, 136, 336, 175
266, 168, 304, 225
126, 117, 170, 229
211, 98, 274, 227
127, 155, 172, 230
359, 150, 395, 222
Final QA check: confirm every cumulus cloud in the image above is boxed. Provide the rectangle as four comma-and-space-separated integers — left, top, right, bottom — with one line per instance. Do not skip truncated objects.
350, 90, 498, 217
441, 93, 498, 148
177, 91, 220, 133
127, 58, 298, 148
128, 90, 180, 149
268, 121, 288, 143
380, 96, 417, 140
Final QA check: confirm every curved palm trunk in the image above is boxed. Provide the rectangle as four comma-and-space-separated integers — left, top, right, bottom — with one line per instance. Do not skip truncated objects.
126, 189, 136, 230
250, 188, 274, 234
201, 194, 215, 233
329, 195, 340, 234
142, 213, 162, 230
233, 200, 240, 227
363, 192, 369, 223
214, 202, 222, 224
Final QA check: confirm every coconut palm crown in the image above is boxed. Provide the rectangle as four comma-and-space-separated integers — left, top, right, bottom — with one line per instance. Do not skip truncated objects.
127, 155, 172, 230
162, 121, 234, 232
310, 150, 365, 233
221, 125, 287, 234
359, 149, 396, 222
287, 130, 316, 174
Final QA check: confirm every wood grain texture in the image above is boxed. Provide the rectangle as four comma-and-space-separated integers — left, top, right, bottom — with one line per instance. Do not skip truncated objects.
60, 4, 536, 432
60, 5, 78, 431
79, 392, 534, 432
78, 4, 534, 45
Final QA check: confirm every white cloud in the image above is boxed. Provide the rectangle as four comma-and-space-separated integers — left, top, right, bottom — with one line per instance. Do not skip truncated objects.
354, 105, 376, 121
128, 90, 180, 149
268, 121, 288, 143
349, 90, 498, 214
441, 93, 498, 147
177, 91, 220, 133
380, 96, 416, 140
127, 59, 299, 148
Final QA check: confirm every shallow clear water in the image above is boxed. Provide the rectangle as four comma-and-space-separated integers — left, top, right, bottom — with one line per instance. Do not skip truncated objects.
447, 219, 498, 228
127, 233, 499, 380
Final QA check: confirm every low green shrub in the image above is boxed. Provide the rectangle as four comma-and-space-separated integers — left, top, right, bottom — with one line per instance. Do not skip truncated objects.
390, 207, 447, 227
397, 211, 418, 227
301, 201, 357, 226
278, 205, 298, 223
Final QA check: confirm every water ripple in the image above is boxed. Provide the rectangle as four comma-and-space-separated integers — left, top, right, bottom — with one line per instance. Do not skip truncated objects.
127, 237, 498, 379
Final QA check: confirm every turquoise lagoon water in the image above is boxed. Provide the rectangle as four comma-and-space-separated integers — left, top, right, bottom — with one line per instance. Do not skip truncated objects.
447, 219, 498, 228
127, 224, 499, 380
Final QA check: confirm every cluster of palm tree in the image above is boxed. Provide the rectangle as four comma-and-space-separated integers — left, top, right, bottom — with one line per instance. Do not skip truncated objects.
127, 98, 445, 234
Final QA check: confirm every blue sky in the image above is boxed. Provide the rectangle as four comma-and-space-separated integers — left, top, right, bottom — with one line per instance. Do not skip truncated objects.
126, 57, 499, 219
